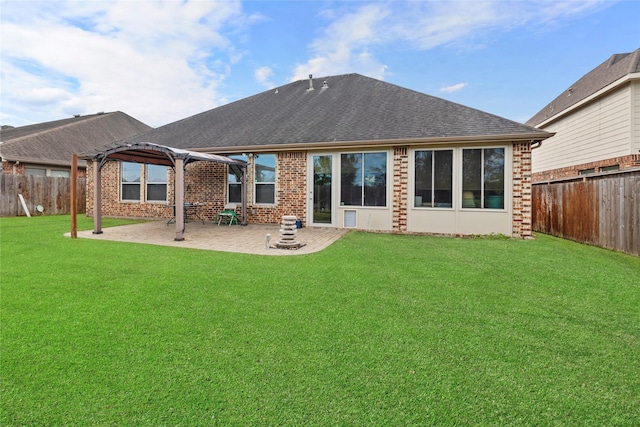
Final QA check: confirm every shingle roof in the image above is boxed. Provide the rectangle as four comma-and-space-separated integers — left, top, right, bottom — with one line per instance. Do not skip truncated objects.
527, 48, 640, 127
0, 112, 151, 167
122, 73, 549, 151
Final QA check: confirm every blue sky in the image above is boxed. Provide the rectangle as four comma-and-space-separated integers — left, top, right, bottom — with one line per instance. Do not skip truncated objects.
1, 0, 639, 128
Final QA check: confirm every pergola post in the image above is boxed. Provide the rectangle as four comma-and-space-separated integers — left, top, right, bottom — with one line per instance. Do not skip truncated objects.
174, 158, 185, 241
241, 164, 248, 226
93, 160, 103, 234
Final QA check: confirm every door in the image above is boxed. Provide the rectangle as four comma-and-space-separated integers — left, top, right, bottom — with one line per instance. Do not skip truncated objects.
311, 154, 333, 225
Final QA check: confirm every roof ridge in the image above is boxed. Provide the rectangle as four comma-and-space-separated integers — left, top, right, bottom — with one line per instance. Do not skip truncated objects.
627, 48, 640, 73
3, 112, 115, 143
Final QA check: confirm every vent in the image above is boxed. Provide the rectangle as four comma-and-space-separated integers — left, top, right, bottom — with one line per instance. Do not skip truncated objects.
307, 74, 314, 91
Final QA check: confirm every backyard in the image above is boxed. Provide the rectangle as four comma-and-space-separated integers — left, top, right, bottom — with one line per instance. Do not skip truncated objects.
1, 215, 639, 426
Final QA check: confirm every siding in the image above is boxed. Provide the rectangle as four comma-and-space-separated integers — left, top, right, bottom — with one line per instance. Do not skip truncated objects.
633, 80, 640, 155
532, 84, 632, 173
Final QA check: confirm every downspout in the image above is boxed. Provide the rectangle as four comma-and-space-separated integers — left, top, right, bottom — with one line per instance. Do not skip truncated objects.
531, 140, 543, 149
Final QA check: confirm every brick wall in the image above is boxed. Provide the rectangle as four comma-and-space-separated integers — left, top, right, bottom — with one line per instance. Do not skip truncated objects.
86, 153, 308, 225
512, 142, 533, 239
392, 146, 409, 232
533, 154, 640, 182
249, 151, 307, 225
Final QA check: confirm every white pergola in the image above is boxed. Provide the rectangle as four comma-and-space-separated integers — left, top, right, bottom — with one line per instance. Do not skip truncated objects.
84, 142, 247, 241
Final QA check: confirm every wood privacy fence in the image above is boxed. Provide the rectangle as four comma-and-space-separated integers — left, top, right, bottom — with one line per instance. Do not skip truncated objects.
0, 175, 86, 217
532, 170, 640, 256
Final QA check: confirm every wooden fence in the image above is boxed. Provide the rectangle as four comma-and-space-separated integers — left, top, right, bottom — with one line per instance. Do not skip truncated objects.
532, 170, 640, 256
0, 175, 86, 217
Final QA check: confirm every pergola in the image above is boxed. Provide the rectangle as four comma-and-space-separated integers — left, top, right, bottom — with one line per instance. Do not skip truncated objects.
84, 142, 247, 241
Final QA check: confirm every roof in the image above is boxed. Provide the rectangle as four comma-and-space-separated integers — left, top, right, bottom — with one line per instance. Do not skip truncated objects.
0, 111, 152, 167
527, 48, 640, 127
121, 73, 550, 152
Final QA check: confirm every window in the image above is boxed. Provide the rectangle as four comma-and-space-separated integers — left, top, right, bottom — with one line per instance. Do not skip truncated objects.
600, 165, 620, 173
462, 148, 505, 209
228, 155, 247, 203
146, 164, 167, 202
340, 152, 387, 207
579, 168, 596, 175
51, 170, 70, 178
121, 162, 141, 201
25, 168, 46, 176
414, 150, 453, 208
254, 154, 276, 204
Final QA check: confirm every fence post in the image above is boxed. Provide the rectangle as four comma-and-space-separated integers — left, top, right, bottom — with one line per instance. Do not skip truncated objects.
71, 154, 78, 238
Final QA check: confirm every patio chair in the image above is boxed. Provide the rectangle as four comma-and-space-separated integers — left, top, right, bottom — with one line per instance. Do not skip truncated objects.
217, 203, 239, 226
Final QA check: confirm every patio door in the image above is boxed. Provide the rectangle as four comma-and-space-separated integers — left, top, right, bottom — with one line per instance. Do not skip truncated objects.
310, 154, 333, 225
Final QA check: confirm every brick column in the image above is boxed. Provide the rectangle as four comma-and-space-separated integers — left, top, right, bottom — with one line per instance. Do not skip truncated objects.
512, 142, 532, 239
393, 146, 409, 232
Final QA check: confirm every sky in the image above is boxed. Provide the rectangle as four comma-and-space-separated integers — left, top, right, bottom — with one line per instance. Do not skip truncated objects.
1, 0, 639, 129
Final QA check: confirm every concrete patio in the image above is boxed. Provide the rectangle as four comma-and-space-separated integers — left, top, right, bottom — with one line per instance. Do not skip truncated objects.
72, 220, 349, 256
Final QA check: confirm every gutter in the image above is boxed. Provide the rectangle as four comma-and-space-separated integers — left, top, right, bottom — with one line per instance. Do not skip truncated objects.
194, 132, 555, 154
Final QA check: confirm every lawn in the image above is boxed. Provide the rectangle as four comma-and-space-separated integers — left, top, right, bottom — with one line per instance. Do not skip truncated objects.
1, 215, 639, 426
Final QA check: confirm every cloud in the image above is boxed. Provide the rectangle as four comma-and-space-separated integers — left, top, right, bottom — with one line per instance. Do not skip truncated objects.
289, 1, 611, 81
439, 82, 469, 94
254, 66, 275, 88
290, 4, 390, 81
0, 0, 249, 127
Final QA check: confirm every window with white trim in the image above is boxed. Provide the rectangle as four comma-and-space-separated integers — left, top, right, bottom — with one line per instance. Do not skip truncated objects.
146, 164, 168, 202
254, 154, 276, 204
462, 148, 505, 209
121, 162, 141, 201
414, 149, 453, 208
340, 152, 387, 207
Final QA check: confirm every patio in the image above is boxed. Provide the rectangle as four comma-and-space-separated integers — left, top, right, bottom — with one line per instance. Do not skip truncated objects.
72, 220, 348, 256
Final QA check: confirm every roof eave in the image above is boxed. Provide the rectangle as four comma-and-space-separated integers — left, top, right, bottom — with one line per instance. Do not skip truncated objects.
192, 133, 554, 154
534, 72, 640, 128
0, 155, 88, 168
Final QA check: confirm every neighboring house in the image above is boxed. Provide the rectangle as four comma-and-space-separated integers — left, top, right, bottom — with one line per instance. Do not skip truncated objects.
527, 49, 640, 182
84, 73, 552, 238
0, 111, 151, 178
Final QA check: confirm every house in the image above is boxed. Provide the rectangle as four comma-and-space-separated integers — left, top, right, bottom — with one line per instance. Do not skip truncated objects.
527, 49, 640, 182
1, 111, 151, 178
83, 73, 552, 238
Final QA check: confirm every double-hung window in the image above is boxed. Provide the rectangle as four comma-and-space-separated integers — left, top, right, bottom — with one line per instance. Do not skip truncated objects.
146, 164, 168, 202
462, 148, 505, 209
121, 162, 141, 201
254, 154, 276, 204
340, 152, 387, 207
414, 150, 453, 208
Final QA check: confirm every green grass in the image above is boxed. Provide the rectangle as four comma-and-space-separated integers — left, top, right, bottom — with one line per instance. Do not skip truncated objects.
1, 215, 639, 426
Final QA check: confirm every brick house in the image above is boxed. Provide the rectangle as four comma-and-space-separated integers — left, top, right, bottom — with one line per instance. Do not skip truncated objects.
84, 73, 552, 238
527, 49, 640, 182
1, 111, 151, 178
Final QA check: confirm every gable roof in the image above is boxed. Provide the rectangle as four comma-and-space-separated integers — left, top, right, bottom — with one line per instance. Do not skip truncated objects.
120, 73, 550, 152
0, 111, 152, 167
527, 48, 640, 127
